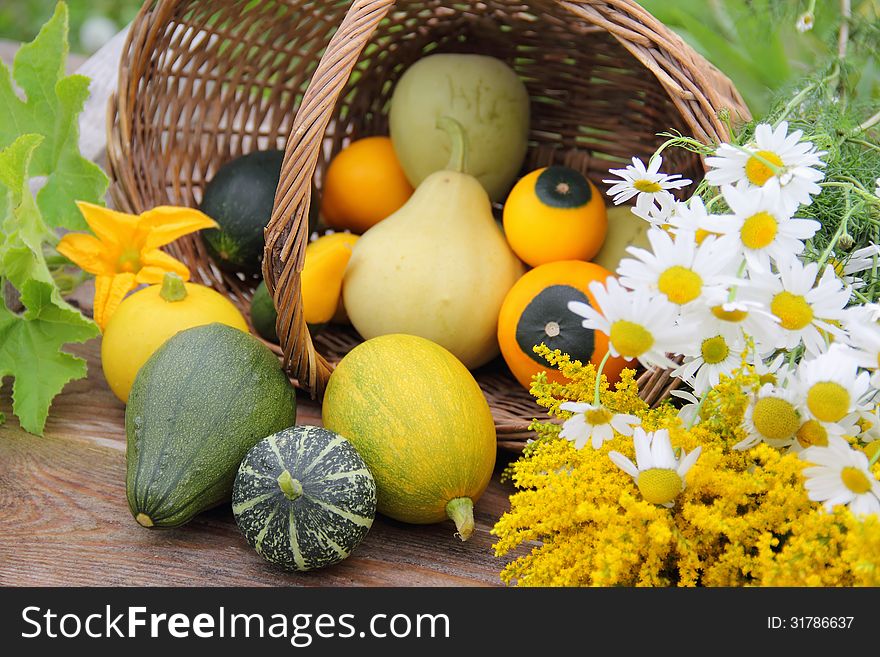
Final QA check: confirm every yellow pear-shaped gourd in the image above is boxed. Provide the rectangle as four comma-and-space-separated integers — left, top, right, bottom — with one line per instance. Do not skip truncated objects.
343, 118, 525, 369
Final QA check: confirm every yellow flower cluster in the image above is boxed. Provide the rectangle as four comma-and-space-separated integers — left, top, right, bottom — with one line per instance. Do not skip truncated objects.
492, 348, 880, 586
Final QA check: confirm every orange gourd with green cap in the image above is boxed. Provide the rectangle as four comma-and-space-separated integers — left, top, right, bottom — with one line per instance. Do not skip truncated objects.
101, 272, 249, 402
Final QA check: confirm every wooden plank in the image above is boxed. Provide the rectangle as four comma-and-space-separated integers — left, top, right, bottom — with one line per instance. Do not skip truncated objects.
0, 340, 517, 587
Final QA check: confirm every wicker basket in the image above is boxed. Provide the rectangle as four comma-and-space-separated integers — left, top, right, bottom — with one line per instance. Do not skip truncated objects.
107, 0, 749, 451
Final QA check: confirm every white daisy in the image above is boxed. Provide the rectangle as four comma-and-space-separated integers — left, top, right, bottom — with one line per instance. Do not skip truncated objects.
569, 278, 692, 370
670, 389, 702, 426
630, 190, 680, 226
679, 299, 779, 355
746, 259, 850, 355
832, 243, 880, 289
793, 345, 871, 424
875, 177, 880, 199
603, 156, 692, 214
735, 383, 803, 451
559, 402, 641, 450
844, 317, 880, 373
705, 121, 826, 212
855, 405, 880, 443
801, 436, 880, 517
796, 11, 814, 33
617, 228, 739, 307
608, 428, 702, 507
751, 352, 794, 389
716, 183, 820, 272
673, 332, 744, 394
791, 412, 861, 452
844, 301, 880, 326
665, 195, 738, 243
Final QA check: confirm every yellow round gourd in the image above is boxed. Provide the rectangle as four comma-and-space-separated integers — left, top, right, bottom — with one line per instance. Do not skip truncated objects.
102, 273, 249, 402
503, 166, 607, 267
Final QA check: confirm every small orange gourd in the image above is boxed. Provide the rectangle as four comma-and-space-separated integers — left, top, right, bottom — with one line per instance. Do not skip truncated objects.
497, 260, 627, 389
503, 166, 607, 267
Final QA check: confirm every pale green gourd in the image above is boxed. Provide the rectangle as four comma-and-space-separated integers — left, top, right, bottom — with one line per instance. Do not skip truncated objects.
389, 53, 530, 202
343, 118, 525, 369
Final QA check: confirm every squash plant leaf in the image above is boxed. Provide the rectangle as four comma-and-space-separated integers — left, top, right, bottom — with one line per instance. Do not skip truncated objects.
0, 135, 99, 436
0, 1, 108, 229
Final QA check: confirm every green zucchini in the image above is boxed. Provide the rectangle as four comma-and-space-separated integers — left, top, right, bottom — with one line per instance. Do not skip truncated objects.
125, 323, 296, 528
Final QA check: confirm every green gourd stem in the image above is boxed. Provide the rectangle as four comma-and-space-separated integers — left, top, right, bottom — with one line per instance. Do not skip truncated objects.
277, 470, 303, 501
159, 272, 188, 302
436, 116, 469, 174
446, 497, 475, 541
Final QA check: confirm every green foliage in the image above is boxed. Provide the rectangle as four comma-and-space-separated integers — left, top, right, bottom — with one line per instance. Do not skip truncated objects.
0, 135, 99, 435
0, 3, 108, 229
0, 3, 104, 435
641, 0, 880, 116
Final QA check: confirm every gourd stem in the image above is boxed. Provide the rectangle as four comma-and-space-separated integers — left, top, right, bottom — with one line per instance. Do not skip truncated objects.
436, 116, 469, 174
159, 272, 188, 302
277, 470, 303, 501
135, 513, 154, 528
446, 497, 475, 542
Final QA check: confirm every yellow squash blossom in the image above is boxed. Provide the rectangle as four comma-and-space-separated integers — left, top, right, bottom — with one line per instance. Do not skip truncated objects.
57, 201, 218, 328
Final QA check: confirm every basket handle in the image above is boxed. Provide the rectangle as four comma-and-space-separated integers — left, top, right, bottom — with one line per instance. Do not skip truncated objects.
263, 0, 396, 398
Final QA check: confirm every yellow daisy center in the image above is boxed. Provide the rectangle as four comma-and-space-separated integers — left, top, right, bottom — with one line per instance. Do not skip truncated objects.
694, 229, 717, 245
701, 335, 730, 365
711, 304, 748, 323
740, 211, 779, 250
636, 468, 683, 505
609, 320, 654, 358
752, 396, 800, 441
806, 382, 850, 423
657, 265, 703, 305
862, 442, 880, 462
828, 258, 847, 278
584, 408, 613, 426
634, 179, 663, 193
840, 466, 872, 495
117, 248, 142, 273
796, 420, 828, 448
770, 291, 814, 331
745, 150, 784, 186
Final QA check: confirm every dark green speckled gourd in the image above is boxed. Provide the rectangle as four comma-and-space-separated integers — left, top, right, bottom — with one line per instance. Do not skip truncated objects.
232, 426, 376, 571
125, 323, 296, 528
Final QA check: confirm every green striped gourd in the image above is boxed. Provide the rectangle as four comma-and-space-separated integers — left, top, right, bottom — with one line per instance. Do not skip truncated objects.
232, 426, 376, 571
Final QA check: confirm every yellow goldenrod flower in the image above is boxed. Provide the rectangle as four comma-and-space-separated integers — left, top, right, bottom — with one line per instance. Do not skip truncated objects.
57, 202, 217, 328
494, 353, 880, 587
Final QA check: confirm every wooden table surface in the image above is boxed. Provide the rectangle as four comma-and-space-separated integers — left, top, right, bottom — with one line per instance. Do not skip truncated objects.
0, 29, 521, 587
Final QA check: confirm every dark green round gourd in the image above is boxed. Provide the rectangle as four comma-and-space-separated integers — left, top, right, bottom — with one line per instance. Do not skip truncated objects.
516, 285, 595, 364
126, 323, 297, 528
201, 150, 320, 276
233, 426, 376, 571
533, 166, 594, 208
250, 280, 278, 343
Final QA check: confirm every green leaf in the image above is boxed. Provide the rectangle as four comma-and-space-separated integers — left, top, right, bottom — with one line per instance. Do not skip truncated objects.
0, 2, 108, 229
0, 133, 99, 436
